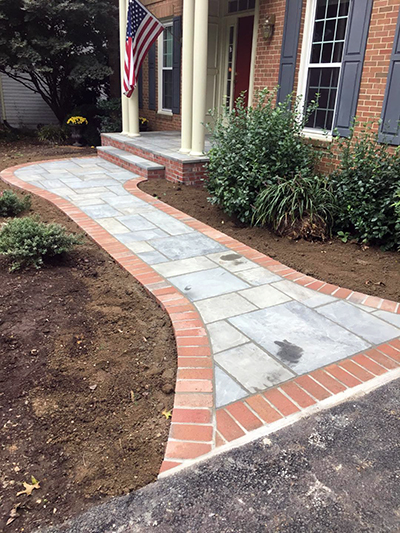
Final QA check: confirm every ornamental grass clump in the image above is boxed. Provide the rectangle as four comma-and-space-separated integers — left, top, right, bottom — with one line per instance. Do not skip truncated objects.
206, 88, 322, 224
252, 174, 337, 240
0, 190, 31, 217
0, 217, 83, 271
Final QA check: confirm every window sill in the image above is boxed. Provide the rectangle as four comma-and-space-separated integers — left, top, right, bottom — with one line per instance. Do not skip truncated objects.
302, 129, 333, 143
157, 109, 173, 117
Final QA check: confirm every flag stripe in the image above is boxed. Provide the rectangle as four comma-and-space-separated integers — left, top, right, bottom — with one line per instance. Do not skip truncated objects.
123, 0, 164, 98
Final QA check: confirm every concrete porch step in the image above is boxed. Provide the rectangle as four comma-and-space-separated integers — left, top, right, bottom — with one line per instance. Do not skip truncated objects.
97, 145, 165, 180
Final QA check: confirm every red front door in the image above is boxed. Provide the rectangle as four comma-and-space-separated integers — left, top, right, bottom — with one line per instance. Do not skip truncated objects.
233, 16, 254, 107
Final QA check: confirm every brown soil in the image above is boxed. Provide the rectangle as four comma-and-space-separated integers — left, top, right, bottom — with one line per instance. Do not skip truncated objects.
140, 179, 400, 303
0, 141, 176, 532
0, 138, 96, 172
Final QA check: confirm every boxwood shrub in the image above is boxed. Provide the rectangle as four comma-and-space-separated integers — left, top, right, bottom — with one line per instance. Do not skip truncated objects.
0, 216, 83, 271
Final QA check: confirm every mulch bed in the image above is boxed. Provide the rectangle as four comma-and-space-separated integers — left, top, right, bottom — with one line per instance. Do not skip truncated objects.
140, 179, 400, 303
0, 141, 176, 532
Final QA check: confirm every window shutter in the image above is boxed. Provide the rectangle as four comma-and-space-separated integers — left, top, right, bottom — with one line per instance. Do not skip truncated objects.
378, 8, 400, 145
276, 0, 303, 105
148, 43, 156, 111
172, 15, 182, 114
332, 0, 373, 137
138, 67, 143, 109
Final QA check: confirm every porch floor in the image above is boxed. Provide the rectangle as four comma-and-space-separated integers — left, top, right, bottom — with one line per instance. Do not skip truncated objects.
102, 131, 211, 163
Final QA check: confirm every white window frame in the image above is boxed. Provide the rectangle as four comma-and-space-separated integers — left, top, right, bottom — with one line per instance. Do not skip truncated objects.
157, 20, 174, 116
297, 0, 350, 141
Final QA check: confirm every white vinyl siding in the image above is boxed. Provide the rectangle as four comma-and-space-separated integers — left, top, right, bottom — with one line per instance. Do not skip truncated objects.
0, 73, 57, 128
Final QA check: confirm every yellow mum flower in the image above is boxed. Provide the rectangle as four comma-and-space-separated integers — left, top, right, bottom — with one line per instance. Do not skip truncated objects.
67, 116, 88, 126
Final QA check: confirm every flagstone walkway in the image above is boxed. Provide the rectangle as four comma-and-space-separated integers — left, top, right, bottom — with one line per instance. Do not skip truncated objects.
3, 156, 400, 474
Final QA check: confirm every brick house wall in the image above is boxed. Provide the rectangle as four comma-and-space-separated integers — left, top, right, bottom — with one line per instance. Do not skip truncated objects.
253, 1, 400, 125
253, 0, 400, 172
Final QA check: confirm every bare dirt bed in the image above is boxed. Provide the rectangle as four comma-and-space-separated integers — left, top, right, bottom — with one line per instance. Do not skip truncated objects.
0, 142, 176, 532
141, 179, 400, 303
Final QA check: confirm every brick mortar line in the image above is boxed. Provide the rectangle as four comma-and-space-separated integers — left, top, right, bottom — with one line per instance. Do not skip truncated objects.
0, 158, 216, 475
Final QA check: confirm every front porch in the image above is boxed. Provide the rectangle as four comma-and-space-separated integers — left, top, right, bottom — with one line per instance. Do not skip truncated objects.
99, 131, 210, 186
117, 0, 260, 155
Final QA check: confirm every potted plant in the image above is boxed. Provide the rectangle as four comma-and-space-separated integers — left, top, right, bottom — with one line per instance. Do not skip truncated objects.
139, 117, 149, 132
67, 116, 88, 146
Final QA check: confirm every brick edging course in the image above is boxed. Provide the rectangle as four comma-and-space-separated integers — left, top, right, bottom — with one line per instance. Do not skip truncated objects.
124, 176, 400, 452
0, 159, 215, 475
125, 177, 400, 314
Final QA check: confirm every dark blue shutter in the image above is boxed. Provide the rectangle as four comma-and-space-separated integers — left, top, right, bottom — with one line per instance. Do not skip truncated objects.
172, 16, 182, 114
333, 0, 373, 137
138, 67, 143, 109
378, 8, 400, 145
276, 0, 303, 105
148, 43, 156, 110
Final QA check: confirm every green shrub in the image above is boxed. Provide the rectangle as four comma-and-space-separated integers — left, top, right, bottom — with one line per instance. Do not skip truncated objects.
252, 174, 336, 240
0, 190, 31, 217
330, 123, 400, 250
394, 191, 400, 250
0, 217, 83, 271
38, 124, 68, 144
97, 98, 122, 133
205, 89, 322, 224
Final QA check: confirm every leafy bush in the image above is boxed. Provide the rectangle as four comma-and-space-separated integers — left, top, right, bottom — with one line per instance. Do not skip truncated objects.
0, 217, 83, 271
330, 123, 400, 250
97, 98, 122, 133
205, 89, 322, 224
38, 124, 68, 144
394, 191, 400, 250
0, 190, 31, 217
252, 174, 336, 240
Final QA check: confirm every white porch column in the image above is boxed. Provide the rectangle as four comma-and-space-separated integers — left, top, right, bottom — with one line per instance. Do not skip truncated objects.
119, 0, 129, 134
248, 0, 260, 107
180, 0, 195, 153
127, 87, 140, 137
190, 0, 209, 155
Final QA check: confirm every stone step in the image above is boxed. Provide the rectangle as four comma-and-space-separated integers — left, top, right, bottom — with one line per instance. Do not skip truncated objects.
97, 145, 165, 180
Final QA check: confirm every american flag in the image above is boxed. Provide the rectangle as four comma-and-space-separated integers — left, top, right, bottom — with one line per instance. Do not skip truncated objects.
123, 0, 164, 97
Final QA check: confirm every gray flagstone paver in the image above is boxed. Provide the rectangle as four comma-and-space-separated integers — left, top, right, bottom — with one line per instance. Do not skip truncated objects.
13, 157, 400, 408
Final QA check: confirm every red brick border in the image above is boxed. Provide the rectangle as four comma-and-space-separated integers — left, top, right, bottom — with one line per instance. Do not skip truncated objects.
0, 159, 214, 475
2, 158, 400, 476
124, 177, 400, 315
123, 176, 400, 451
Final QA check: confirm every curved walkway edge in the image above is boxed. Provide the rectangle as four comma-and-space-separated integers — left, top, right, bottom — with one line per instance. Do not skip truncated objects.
1, 156, 400, 479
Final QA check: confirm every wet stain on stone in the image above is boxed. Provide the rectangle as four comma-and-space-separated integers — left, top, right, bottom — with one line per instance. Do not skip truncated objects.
220, 253, 243, 262
275, 339, 304, 364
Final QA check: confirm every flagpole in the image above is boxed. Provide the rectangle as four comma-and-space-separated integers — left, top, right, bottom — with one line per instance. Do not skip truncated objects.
119, 0, 129, 134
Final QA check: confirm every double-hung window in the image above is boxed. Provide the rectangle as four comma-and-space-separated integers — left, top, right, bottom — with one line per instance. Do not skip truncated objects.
159, 23, 173, 112
303, 0, 350, 132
